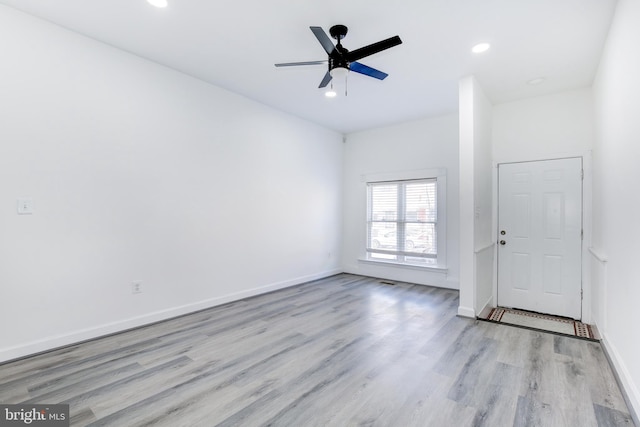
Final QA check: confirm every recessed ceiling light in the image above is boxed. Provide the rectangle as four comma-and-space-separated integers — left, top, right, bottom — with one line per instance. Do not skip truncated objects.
471, 43, 491, 54
527, 77, 546, 86
147, 0, 168, 8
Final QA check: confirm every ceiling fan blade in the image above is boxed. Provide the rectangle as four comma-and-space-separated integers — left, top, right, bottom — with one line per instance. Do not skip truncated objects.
275, 60, 327, 67
318, 71, 332, 88
347, 35, 402, 62
310, 26, 336, 55
349, 62, 388, 80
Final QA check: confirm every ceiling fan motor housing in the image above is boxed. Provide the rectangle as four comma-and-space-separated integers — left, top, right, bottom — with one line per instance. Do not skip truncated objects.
329, 50, 349, 72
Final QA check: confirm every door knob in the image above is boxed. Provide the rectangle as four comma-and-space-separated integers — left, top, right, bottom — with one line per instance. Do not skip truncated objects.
500, 240, 506, 245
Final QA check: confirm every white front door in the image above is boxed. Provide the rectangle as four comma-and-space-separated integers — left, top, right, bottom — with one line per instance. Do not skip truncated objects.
497, 158, 583, 320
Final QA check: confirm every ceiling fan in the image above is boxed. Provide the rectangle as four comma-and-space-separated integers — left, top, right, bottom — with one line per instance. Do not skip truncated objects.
275, 25, 402, 90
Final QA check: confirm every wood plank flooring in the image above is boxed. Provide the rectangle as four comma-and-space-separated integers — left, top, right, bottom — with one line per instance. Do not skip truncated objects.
0, 274, 634, 426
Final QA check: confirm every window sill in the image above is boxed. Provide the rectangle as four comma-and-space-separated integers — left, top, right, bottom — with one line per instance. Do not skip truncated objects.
358, 258, 448, 273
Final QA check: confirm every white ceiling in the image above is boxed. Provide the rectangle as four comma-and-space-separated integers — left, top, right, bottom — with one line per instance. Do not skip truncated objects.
0, 0, 617, 133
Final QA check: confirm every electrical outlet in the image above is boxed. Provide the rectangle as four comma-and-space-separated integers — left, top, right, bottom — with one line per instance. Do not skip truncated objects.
131, 281, 142, 294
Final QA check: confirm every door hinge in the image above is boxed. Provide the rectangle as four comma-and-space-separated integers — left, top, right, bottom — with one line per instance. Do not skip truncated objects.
581, 169, 584, 180
581, 289, 583, 300
581, 229, 584, 240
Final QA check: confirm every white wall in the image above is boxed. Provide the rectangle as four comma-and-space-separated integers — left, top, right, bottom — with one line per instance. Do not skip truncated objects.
493, 88, 595, 163
593, 0, 640, 418
458, 76, 494, 318
342, 115, 459, 288
0, 6, 343, 362
472, 79, 494, 315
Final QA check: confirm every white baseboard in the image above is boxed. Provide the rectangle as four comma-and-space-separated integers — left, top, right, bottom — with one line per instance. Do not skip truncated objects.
600, 336, 640, 426
457, 305, 476, 318
0, 269, 342, 364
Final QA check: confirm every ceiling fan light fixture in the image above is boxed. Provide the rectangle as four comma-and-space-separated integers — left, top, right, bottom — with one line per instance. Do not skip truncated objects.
147, 0, 168, 8
330, 66, 349, 80
471, 42, 491, 54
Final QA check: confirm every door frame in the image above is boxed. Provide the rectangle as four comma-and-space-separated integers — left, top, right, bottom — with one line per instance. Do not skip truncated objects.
491, 151, 593, 323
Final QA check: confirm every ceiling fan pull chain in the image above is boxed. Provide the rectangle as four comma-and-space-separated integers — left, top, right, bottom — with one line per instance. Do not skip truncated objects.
345, 72, 348, 97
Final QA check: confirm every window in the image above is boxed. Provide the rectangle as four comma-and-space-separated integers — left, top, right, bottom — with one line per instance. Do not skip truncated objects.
366, 178, 440, 266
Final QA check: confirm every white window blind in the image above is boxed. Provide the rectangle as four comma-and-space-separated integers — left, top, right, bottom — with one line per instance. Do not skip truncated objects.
367, 179, 437, 264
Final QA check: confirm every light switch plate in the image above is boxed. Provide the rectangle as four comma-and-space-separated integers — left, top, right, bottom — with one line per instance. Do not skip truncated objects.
17, 198, 34, 215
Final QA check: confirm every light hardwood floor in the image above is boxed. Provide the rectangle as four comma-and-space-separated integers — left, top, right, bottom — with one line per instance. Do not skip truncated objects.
0, 274, 635, 426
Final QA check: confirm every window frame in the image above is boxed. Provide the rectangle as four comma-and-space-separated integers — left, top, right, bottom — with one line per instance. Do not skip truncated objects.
363, 169, 447, 269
